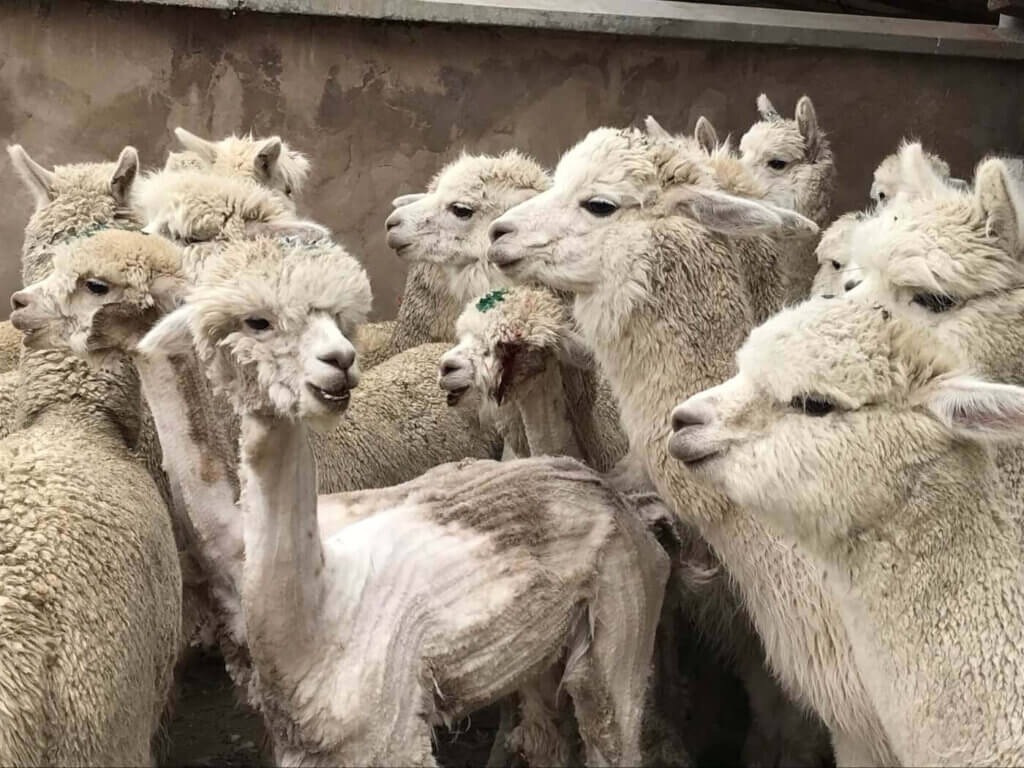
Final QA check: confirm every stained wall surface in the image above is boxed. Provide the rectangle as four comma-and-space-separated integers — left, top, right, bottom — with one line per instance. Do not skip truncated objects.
2, 0, 1022, 319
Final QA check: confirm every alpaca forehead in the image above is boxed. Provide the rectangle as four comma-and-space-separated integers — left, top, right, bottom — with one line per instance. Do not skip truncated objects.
554, 128, 650, 194
51, 161, 118, 193
740, 122, 804, 161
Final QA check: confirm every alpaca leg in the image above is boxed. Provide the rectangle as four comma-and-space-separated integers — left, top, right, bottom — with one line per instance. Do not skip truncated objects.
564, 527, 667, 766
486, 696, 522, 768
508, 670, 580, 767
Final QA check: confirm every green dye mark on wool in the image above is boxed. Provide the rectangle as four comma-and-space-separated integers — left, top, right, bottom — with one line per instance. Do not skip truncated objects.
476, 289, 510, 313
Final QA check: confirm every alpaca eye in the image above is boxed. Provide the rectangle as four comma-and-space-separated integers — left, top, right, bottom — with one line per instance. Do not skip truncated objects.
581, 198, 618, 217
449, 203, 474, 220
790, 395, 835, 416
911, 293, 956, 313
284, 185, 293, 197
831, 260, 841, 271
245, 317, 271, 331
85, 279, 110, 296
767, 159, 788, 171
877, 191, 886, 201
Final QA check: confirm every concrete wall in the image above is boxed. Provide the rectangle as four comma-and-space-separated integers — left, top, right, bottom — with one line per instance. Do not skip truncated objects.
1, 0, 1022, 320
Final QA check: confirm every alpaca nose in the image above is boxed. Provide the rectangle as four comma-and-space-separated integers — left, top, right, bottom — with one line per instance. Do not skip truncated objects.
10, 290, 31, 311
440, 359, 463, 377
844, 279, 861, 292
319, 347, 355, 372
489, 220, 515, 243
385, 211, 402, 231
671, 404, 709, 434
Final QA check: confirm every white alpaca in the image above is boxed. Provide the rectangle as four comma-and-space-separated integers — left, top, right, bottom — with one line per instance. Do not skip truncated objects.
376, 151, 551, 368
869, 140, 967, 205
439, 286, 626, 470
4, 229, 181, 765
132, 235, 668, 766
670, 296, 1024, 766
486, 123, 897, 765
166, 127, 311, 199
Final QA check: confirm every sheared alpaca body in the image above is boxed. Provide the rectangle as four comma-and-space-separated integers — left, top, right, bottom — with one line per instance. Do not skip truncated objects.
671, 298, 1024, 766
487, 124, 894, 765
131, 235, 668, 766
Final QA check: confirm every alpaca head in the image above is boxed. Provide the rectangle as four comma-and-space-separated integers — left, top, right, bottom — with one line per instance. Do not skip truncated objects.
7, 144, 142, 283
738, 94, 835, 223
438, 286, 590, 407
668, 296, 1024, 534
384, 150, 550, 269
869, 141, 966, 206
9, 230, 184, 365
810, 211, 870, 298
851, 150, 1024, 311
171, 128, 311, 199
139, 236, 372, 429
487, 125, 817, 298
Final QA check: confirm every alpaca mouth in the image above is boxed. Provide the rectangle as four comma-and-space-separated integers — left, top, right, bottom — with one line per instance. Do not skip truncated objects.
667, 434, 723, 468
445, 386, 469, 406
308, 383, 351, 409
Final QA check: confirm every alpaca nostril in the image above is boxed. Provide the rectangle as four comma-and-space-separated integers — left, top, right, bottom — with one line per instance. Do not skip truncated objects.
10, 291, 29, 311
671, 406, 707, 434
489, 221, 515, 243
844, 279, 861, 292
319, 348, 355, 372
440, 360, 461, 377
385, 215, 401, 231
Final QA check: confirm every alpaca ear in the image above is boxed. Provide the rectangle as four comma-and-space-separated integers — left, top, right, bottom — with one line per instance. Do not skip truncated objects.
136, 304, 196, 358
392, 193, 426, 208
896, 142, 948, 201
150, 274, 189, 314
556, 329, 594, 370
975, 158, 1022, 257
756, 93, 781, 122
926, 375, 1024, 442
110, 146, 139, 205
493, 339, 520, 405
173, 127, 219, 164
795, 96, 820, 159
255, 138, 282, 182
8, 144, 57, 208
88, 301, 161, 355
644, 115, 672, 141
694, 116, 719, 154
671, 187, 819, 239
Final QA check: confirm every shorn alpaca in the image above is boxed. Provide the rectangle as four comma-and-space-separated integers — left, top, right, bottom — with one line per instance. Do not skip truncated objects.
378, 151, 551, 365
131, 234, 668, 766
439, 286, 627, 470
487, 123, 895, 765
670, 297, 1024, 766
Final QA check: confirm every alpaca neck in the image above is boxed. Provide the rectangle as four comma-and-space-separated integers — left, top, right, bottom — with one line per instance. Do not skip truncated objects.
134, 349, 245, 642
444, 258, 510, 307
239, 413, 327, 678
513, 359, 582, 461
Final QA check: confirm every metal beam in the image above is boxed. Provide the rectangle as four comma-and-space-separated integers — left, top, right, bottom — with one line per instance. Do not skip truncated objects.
103, 0, 1024, 59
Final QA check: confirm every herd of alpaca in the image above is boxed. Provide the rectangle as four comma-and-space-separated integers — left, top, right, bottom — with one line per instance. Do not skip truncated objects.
1, 90, 1022, 767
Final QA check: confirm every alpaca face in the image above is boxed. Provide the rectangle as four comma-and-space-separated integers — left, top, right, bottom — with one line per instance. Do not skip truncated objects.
9, 230, 182, 362
810, 211, 869, 298
384, 152, 549, 268
869, 149, 955, 206
667, 297, 1020, 538
185, 238, 372, 429
739, 95, 828, 218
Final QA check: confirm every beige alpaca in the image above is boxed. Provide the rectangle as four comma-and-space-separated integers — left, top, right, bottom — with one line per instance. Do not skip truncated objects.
375, 151, 552, 369
487, 123, 896, 765
4, 227, 180, 765
670, 297, 1024, 766
128, 234, 668, 766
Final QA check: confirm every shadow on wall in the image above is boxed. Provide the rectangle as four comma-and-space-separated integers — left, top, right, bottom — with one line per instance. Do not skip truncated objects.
1, 0, 1021, 320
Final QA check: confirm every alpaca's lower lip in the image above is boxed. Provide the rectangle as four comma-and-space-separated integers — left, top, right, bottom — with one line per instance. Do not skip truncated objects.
308, 383, 351, 408
445, 386, 469, 406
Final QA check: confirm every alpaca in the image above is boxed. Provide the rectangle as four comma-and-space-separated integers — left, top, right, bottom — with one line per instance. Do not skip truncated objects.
669, 296, 1024, 765
869, 140, 967, 205
4, 226, 181, 764
440, 285, 832, 766
486, 123, 896, 765
128, 233, 669, 766
809, 211, 868, 298
376, 151, 552, 368
439, 286, 626, 471
167, 127, 311, 199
